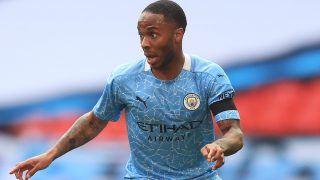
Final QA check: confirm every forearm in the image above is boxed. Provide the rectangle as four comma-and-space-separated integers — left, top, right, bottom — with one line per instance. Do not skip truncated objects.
46, 111, 107, 161
213, 119, 244, 156
214, 126, 243, 156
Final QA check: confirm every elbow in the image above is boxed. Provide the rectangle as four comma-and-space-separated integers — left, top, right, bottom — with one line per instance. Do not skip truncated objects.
237, 131, 244, 151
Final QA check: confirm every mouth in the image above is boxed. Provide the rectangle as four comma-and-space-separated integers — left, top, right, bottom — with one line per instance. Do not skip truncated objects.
145, 53, 159, 65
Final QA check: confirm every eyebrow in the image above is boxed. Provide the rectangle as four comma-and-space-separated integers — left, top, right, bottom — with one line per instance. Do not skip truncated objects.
146, 26, 158, 31
137, 26, 158, 32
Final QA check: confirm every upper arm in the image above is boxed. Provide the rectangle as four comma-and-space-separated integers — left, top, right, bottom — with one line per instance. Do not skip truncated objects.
88, 111, 108, 130
210, 98, 241, 135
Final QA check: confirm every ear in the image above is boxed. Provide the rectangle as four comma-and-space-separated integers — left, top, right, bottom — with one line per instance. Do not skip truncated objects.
174, 28, 184, 43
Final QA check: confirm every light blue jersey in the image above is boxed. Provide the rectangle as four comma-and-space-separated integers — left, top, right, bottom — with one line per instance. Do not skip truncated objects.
93, 54, 240, 179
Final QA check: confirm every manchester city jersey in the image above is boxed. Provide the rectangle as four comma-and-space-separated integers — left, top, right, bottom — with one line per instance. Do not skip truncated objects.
93, 54, 240, 180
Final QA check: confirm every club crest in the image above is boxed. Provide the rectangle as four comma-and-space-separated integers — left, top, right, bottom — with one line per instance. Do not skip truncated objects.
184, 93, 200, 110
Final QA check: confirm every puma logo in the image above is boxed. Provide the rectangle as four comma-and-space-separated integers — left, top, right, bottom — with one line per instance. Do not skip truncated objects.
136, 96, 149, 108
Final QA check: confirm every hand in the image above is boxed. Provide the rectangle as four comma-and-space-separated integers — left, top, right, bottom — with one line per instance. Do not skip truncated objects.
200, 143, 225, 170
9, 153, 53, 180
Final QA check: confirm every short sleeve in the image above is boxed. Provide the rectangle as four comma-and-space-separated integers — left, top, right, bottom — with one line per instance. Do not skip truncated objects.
207, 65, 235, 105
207, 64, 240, 121
92, 73, 124, 122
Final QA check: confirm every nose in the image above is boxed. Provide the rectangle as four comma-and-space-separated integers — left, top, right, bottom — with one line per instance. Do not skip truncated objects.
141, 36, 150, 50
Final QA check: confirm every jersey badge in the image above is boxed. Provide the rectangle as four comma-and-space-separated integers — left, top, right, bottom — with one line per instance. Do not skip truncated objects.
184, 93, 200, 110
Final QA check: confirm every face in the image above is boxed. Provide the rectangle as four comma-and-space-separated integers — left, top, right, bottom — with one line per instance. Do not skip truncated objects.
137, 12, 183, 70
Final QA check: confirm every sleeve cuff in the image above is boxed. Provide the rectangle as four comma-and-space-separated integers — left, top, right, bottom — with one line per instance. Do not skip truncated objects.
214, 110, 240, 122
93, 109, 120, 122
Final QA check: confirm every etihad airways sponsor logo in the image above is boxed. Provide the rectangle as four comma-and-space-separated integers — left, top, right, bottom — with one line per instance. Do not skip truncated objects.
147, 133, 189, 142
137, 120, 203, 133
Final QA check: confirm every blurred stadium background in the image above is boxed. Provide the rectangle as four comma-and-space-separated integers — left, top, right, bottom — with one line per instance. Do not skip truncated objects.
1, 0, 320, 179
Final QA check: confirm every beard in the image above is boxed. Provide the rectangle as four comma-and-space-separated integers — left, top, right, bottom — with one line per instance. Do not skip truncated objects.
152, 42, 176, 70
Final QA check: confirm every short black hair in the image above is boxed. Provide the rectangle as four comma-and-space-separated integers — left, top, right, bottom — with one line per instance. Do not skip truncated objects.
142, 0, 187, 31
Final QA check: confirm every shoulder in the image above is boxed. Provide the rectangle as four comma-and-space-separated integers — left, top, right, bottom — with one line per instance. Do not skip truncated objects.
191, 55, 226, 78
110, 58, 146, 80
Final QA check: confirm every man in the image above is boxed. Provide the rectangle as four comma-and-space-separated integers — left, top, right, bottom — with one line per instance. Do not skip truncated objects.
10, 1, 243, 179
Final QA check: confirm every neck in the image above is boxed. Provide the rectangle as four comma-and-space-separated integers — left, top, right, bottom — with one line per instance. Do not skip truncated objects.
152, 52, 185, 80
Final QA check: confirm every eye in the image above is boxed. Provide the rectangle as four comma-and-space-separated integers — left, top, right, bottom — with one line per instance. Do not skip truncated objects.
150, 32, 157, 39
139, 34, 144, 41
